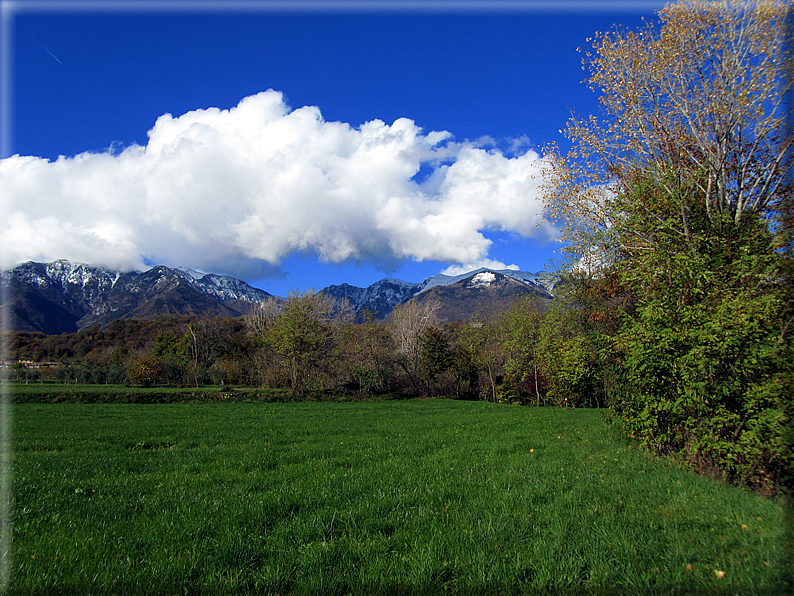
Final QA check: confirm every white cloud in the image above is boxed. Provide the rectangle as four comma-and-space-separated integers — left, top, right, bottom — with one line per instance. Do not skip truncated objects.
440, 259, 521, 277
0, 90, 558, 276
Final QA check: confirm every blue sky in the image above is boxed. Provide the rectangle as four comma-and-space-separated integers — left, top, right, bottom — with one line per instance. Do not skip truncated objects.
2, 0, 663, 296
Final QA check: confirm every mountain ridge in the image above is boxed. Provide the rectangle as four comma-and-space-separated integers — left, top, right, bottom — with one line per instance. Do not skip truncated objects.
1, 260, 556, 334
318, 267, 555, 321
1, 260, 271, 334
411, 270, 553, 323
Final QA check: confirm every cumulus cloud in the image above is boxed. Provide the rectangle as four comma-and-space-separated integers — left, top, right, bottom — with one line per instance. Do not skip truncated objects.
0, 90, 558, 277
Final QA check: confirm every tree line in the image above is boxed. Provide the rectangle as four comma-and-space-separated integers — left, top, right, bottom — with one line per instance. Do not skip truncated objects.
4, 292, 603, 410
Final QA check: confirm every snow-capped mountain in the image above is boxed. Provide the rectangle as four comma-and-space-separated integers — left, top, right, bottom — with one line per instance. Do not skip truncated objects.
321, 277, 423, 319
416, 267, 555, 294
1, 260, 271, 334
1, 259, 557, 333
321, 267, 555, 321
411, 270, 554, 323
173, 266, 272, 302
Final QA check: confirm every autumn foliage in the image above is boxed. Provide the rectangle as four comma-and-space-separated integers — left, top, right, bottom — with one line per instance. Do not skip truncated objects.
541, 0, 793, 494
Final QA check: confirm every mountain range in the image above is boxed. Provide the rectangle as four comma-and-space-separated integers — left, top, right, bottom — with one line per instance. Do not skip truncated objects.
322, 269, 554, 322
1, 260, 555, 335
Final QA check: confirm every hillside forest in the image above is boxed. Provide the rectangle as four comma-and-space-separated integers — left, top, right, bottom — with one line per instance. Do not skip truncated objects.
5, 0, 794, 497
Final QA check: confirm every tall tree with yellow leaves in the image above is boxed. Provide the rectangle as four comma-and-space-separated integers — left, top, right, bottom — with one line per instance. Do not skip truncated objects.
543, 0, 792, 268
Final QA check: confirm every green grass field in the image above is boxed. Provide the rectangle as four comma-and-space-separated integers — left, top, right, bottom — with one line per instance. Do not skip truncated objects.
7, 382, 292, 404
7, 399, 791, 595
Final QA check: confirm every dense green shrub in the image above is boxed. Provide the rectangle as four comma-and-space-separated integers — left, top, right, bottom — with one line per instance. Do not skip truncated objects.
608, 210, 793, 492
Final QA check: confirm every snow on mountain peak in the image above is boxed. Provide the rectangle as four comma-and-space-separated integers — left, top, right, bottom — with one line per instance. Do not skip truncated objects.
468, 271, 496, 287
418, 267, 552, 294
176, 266, 208, 280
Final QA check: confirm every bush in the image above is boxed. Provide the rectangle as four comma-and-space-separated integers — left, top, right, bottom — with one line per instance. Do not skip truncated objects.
126, 356, 163, 388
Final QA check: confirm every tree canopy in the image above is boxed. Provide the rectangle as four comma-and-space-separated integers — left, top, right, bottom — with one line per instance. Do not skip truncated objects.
543, 0, 793, 270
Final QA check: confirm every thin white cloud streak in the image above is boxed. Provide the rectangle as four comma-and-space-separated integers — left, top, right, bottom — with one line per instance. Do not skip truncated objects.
0, 91, 558, 276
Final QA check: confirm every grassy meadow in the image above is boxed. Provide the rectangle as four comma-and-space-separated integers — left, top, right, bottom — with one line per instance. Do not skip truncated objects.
8, 382, 292, 404
7, 398, 792, 595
